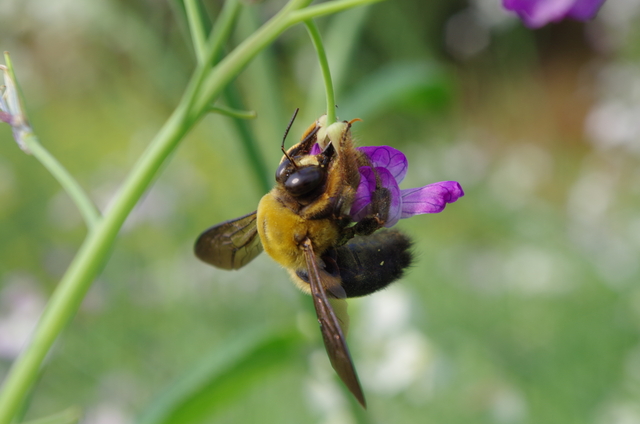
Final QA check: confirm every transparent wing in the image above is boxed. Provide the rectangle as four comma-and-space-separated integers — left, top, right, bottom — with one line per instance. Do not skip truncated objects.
302, 238, 366, 408
194, 211, 263, 270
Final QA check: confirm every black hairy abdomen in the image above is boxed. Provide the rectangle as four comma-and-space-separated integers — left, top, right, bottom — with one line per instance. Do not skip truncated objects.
333, 229, 413, 298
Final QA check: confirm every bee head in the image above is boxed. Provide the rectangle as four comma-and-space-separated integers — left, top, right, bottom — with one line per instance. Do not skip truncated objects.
276, 142, 335, 198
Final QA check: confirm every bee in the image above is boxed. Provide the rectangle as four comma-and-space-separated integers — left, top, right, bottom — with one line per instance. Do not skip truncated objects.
195, 110, 413, 407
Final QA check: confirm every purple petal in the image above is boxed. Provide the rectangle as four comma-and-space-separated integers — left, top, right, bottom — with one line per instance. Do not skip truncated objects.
566, 0, 605, 20
503, 0, 577, 28
358, 146, 408, 184
400, 181, 464, 218
375, 167, 402, 228
350, 166, 376, 221
309, 143, 321, 155
350, 166, 402, 227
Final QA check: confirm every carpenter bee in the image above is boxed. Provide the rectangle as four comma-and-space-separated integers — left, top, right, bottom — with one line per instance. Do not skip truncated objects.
195, 110, 413, 407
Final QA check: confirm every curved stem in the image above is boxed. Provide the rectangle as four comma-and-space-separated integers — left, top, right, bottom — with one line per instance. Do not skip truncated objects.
4, 53, 100, 230
204, 0, 242, 69
190, 0, 313, 116
304, 19, 336, 125
23, 135, 101, 229
288, 0, 384, 24
208, 105, 257, 120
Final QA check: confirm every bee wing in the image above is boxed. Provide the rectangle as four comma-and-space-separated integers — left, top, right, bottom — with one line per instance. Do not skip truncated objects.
302, 238, 366, 408
194, 211, 263, 270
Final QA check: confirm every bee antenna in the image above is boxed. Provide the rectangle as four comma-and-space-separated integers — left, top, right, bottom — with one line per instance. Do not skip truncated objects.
281, 108, 299, 169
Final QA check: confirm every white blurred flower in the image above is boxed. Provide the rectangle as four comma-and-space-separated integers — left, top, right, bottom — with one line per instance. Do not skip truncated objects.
0, 276, 45, 359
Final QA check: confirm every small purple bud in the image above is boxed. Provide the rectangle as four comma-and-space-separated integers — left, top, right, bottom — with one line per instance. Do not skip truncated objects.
503, 0, 605, 28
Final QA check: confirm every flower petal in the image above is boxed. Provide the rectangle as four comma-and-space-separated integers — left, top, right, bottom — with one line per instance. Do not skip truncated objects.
503, 0, 576, 28
350, 166, 376, 221
566, 0, 605, 20
350, 166, 402, 227
375, 167, 402, 227
358, 146, 408, 184
400, 181, 464, 218
309, 142, 321, 156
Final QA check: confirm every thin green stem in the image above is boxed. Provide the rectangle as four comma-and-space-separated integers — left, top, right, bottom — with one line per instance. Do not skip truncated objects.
191, 0, 314, 116
23, 135, 101, 229
4, 53, 100, 230
203, 0, 242, 70
208, 105, 257, 120
304, 20, 336, 125
303, 6, 371, 125
185, 0, 208, 64
235, 7, 287, 154
287, 0, 384, 24
179, 0, 242, 127
192, 0, 384, 116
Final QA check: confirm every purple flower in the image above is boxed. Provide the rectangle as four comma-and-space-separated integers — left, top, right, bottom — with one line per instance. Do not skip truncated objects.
503, 0, 606, 28
350, 145, 464, 227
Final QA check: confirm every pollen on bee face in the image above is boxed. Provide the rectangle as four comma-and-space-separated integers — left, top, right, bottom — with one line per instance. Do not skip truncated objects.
297, 156, 320, 167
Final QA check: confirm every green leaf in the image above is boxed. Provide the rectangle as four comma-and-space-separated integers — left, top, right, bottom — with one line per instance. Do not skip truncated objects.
340, 61, 453, 120
136, 327, 303, 424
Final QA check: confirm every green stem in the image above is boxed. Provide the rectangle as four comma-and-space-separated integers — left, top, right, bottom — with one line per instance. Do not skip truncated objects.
23, 134, 101, 229
208, 105, 257, 120
304, 20, 336, 125
190, 0, 314, 116
203, 0, 242, 71
4, 53, 100, 230
287, 0, 384, 24
192, 0, 381, 116
181, 0, 242, 125
184, 0, 208, 64
303, 6, 371, 125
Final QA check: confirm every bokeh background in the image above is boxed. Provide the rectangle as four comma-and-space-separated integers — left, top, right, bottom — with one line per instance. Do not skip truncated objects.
2, 0, 640, 423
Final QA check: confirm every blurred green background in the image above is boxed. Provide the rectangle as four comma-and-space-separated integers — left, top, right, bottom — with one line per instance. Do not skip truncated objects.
2, 0, 640, 423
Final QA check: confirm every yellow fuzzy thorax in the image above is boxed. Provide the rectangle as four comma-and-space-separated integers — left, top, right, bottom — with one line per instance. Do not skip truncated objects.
256, 193, 340, 273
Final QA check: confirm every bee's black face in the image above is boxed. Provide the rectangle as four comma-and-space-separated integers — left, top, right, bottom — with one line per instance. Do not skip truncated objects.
276, 160, 326, 197
284, 166, 325, 196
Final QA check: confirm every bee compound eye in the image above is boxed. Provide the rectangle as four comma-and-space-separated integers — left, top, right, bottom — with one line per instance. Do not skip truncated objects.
275, 160, 291, 184
285, 166, 324, 196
